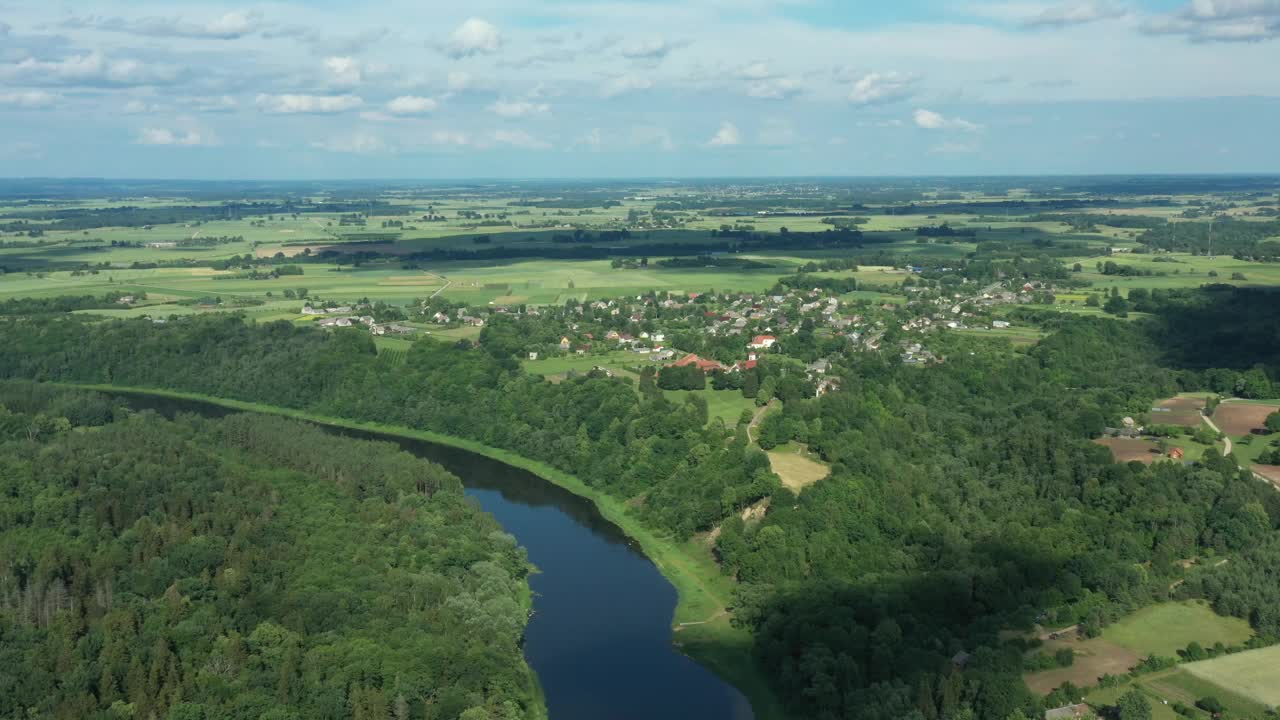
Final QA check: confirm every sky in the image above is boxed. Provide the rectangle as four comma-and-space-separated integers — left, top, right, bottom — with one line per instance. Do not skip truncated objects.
0, 0, 1278, 179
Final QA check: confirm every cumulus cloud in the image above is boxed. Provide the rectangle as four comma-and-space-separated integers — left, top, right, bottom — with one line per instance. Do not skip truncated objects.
848, 72, 918, 106
708, 122, 742, 147
601, 74, 653, 98
255, 93, 362, 114
0, 53, 180, 87
65, 11, 263, 40
0, 90, 59, 109
386, 95, 438, 115
1142, 0, 1280, 41
324, 56, 362, 85
914, 109, 982, 132
489, 100, 550, 118
446, 18, 502, 58
1022, 1, 1128, 28
137, 128, 211, 146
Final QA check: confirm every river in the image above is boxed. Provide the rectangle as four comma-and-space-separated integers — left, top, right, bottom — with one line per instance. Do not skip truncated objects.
116, 392, 755, 720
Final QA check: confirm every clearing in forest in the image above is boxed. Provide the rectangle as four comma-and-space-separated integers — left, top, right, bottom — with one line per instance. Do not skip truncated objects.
1100, 601, 1252, 658
1024, 635, 1140, 695
767, 445, 830, 493
1213, 401, 1280, 437
1152, 395, 1208, 428
1094, 437, 1162, 464
1182, 644, 1280, 708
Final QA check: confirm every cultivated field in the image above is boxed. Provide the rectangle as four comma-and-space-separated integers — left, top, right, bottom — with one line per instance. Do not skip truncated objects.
1152, 395, 1209, 428
1183, 644, 1280, 708
1095, 437, 1164, 464
1213, 401, 1280, 436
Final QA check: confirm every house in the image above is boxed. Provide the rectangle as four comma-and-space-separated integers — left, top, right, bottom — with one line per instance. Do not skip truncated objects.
733, 359, 758, 372
1168, 447, 1185, 460
528, 352, 539, 361
1044, 704, 1092, 720
116, 295, 136, 305
749, 335, 778, 350
807, 359, 831, 375
651, 349, 676, 362
672, 354, 726, 373
816, 377, 841, 398
992, 320, 1011, 329
302, 306, 324, 316
559, 336, 572, 351
327, 306, 353, 314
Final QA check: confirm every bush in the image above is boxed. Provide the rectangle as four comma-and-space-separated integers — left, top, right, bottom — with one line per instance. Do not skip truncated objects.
1196, 697, 1225, 715
1055, 648, 1075, 667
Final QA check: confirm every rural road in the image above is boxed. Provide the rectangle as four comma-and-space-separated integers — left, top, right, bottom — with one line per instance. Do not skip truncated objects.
746, 399, 778, 444
1202, 414, 1232, 456
430, 279, 452, 298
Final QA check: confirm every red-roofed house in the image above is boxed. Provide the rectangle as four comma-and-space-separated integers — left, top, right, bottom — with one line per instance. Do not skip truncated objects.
672, 354, 726, 373
749, 335, 778, 349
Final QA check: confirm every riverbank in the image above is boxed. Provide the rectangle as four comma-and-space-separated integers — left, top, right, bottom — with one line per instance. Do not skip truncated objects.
66, 383, 789, 720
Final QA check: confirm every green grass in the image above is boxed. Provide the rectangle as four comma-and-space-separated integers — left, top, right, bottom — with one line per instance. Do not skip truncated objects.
1101, 601, 1253, 658
665, 388, 760, 428
1183, 644, 1280, 708
1086, 683, 1184, 720
57, 382, 793, 720
1144, 667, 1273, 716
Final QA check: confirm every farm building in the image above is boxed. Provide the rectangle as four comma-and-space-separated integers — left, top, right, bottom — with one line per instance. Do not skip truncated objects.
1044, 704, 1092, 720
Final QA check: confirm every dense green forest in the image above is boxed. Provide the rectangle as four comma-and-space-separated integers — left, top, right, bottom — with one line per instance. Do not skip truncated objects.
0, 383, 537, 720
0, 287, 1278, 719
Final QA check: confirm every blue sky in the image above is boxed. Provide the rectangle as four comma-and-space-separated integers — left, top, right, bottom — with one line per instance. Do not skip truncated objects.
0, 0, 1278, 178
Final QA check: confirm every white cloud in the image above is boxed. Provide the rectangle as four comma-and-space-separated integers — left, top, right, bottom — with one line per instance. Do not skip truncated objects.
489, 99, 550, 118
386, 95, 439, 115
64, 11, 263, 40
849, 72, 918, 106
493, 129, 550, 149
1022, 2, 1128, 28
0, 90, 59, 109
0, 52, 179, 87
914, 109, 982, 132
137, 128, 210, 146
602, 74, 653, 97
446, 18, 502, 58
324, 56, 362, 85
123, 99, 159, 114
708, 122, 741, 147
620, 38, 684, 60
740, 62, 775, 80
255, 94, 362, 114
1143, 0, 1280, 41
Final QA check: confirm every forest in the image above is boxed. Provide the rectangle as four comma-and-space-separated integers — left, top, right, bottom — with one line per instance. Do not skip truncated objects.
0, 286, 1279, 719
0, 383, 537, 720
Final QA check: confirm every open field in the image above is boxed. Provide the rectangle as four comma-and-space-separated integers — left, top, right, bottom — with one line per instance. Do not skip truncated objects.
1153, 395, 1209, 428
766, 444, 830, 493
1100, 601, 1253, 658
1086, 684, 1181, 720
1095, 437, 1164, 464
1024, 635, 1140, 694
1183, 644, 1280, 708
1144, 668, 1272, 716
1214, 401, 1280, 437
1026, 602, 1251, 696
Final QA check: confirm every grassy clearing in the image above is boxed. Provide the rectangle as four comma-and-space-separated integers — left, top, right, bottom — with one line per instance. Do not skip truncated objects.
1085, 683, 1182, 720
1182, 644, 1280, 708
766, 444, 830, 493
57, 382, 792, 720
1144, 667, 1272, 716
1024, 636, 1140, 694
1101, 601, 1253, 658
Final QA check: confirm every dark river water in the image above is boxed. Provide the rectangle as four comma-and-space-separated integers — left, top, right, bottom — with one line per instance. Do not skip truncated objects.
116, 393, 754, 720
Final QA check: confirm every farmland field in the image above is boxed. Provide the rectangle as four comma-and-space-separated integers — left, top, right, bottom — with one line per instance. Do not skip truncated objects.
766, 445, 830, 493
1095, 437, 1164, 464
1182, 643, 1280, 708
1152, 394, 1209, 428
1213, 401, 1280, 436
